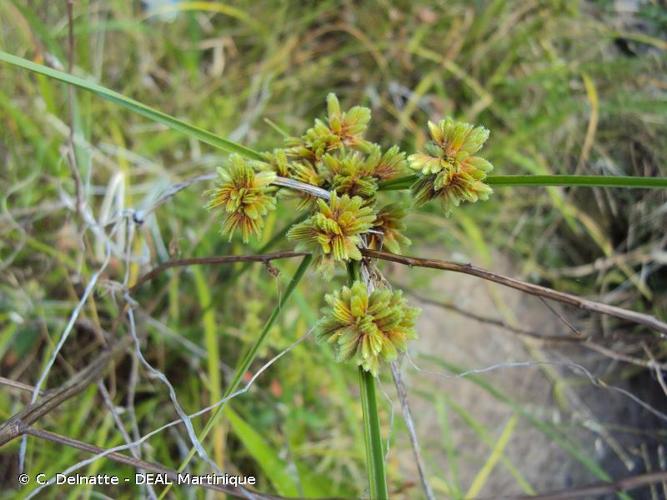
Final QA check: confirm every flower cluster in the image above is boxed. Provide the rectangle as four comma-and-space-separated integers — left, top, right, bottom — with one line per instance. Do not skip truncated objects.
366, 203, 411, 254
207, 156, 276, 242
278, 94, 410, 208
409, 118, 493, 214
317, 281, 419, 376
287, 192, 375, 275
275, 94, 412, 271
205, 95, 495, 376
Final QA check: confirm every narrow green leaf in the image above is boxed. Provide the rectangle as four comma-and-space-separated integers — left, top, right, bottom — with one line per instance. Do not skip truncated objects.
486, 175, 667, 188
0, 51, 263, 160
379, 174, 667, 191
158, 255, 313, 500
225, 406, 298, 496
465, 414, 518, 498
192, 267, 224, 466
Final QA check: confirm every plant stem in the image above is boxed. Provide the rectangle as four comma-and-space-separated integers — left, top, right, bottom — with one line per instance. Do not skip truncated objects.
486, 175, 667, 188
159, 255, 313, 500
358, 367, 388, 500
379, 174, 667, 191
349, 262, 388, 500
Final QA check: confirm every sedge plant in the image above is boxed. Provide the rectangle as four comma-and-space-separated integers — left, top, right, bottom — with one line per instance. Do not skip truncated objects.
3, 50, 667, 499
203, 94, 499, 497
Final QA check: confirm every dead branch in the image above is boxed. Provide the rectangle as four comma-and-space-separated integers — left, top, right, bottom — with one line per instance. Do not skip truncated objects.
0, 336, 131, 447
0, 377, 40, 395
509, 470, 667, 499
22, 427, 283, 499
130, 251, 309, 291
405, 289, 667, 370
363, 249, 667, 334
403, 289, 585, 344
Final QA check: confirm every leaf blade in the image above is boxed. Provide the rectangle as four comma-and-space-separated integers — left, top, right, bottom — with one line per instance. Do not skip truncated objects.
0, 51, 263, 160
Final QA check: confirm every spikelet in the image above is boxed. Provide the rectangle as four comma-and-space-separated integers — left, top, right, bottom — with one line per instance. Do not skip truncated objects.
287, 192, 375, 275
409, 118, 493, 214
207, 156, 276, 242
366, 204, 411, 254
317, 281, 419, 376
285, 93, 372, 161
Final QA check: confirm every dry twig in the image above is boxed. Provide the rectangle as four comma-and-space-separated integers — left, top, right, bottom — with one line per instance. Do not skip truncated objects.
130, 251, 308, 291
363, 249, 667, 334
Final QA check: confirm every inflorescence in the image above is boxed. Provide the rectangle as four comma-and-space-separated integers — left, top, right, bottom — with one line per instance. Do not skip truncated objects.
207, 93, 494, 375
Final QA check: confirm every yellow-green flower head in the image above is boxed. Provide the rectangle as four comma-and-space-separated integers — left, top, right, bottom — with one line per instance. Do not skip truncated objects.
317, 281, 419, 376
325, 93, 371, 149
409, 118, 491, 175
322, 149, 379, 199
367, 204, 411, 254
207, 156, 276, 242
285, 93, 372, 161
370, 144, 409, 181
287, 192, 375, 273
261, 148, 291, 177
409, 118, 493, 214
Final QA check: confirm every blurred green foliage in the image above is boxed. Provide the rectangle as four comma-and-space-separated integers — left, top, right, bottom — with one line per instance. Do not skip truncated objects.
1, 1, 665, 498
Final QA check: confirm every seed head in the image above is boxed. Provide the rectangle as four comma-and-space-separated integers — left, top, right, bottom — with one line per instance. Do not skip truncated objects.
287, 192, 375, 274
409, 118, 493, 214
317, 281, 419, 376
207, 156, 276, 242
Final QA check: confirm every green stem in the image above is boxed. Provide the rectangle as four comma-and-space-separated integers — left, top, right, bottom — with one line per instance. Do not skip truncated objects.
349, 262, 388, 500
486, 175, 667, 188
159, 254, 312, 499
378, 174, 667, 191
358, 367, 388, 500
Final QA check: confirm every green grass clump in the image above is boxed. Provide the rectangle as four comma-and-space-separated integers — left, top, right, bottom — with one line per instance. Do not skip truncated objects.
1, 1, 666, 498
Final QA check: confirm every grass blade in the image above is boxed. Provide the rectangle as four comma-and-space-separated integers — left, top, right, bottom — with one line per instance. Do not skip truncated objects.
379, 174, 667, 191
192, 267, 224, 467
158, 255, 313, 499
225, 406, 298, 496
465, 414, 518, 498
0, 51, 263, 160
486, 175, 667, 188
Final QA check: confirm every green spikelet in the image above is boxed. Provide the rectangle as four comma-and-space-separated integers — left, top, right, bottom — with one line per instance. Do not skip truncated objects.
287, 192, 376, 275
409, 118, 493, 214
207, 155, 276, 242
317, 281, 419, 376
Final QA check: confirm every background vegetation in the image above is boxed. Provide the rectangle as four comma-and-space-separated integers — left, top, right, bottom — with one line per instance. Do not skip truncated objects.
1, 0, 666, 498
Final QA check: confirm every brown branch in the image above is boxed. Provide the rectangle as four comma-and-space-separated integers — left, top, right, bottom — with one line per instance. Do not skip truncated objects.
130, 251, 309, 291
0, 377, 41, 395
22, 427, 283, 499
510, 470, 667, 499
363, 249, 667, 334
403, 289, 585, 344
0, 336, 131, 447
407, 289, 667, 370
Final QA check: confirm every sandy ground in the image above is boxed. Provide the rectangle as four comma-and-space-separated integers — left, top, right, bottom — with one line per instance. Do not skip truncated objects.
380, 249, 657, 499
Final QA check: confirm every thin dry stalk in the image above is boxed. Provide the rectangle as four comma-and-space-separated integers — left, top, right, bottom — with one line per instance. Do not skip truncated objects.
363, 249, 667, 334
